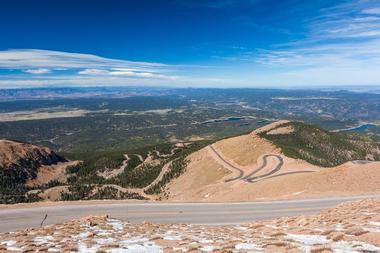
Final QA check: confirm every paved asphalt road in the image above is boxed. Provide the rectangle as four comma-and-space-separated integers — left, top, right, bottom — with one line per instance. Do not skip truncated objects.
244, 154, 284, 183
0, 194, 379, 232
208, 145, 244, 182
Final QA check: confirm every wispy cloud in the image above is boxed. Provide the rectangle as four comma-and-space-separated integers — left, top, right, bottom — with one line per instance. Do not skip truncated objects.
77, 68, 110, 75
220, 0, 380, 86
0, 49, 181, 86
0, 49, 226, 88
0, 49, 166, 71
23, 68, 51, 74
362, 7, 380, 15
306, 1, 380, 41
78, 68, 181, 80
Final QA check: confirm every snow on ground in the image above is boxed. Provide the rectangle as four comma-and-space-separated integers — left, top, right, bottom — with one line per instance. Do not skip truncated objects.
0, 199, 379, 252
285, 234, 330, 245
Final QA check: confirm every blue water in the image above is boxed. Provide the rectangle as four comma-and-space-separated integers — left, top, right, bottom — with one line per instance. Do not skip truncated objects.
201, 117, 248, 124
339, 123, 377, 133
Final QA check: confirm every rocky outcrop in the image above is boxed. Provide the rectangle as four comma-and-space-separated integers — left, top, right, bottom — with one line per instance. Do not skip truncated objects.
0, 140, 70, 204
0, 139, 67, 181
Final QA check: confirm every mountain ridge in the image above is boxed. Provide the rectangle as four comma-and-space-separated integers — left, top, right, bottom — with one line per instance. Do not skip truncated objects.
0, 139, 76, 203
165, 120, 380, 201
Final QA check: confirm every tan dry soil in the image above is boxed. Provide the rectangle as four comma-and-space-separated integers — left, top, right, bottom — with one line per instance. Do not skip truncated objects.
212, 133, 278, 167
167, 148, 230, 201
26, 160, 79, 187
166, 121, 380, 202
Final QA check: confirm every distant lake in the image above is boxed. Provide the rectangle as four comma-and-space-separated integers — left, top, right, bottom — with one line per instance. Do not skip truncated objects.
338, 123, 377, 133
201, 116, 261, 125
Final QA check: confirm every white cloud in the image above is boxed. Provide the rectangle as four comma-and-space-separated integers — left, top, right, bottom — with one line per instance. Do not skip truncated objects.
109, 70, 180, 80
214, 0, 380, 87
362, 7, 380, 14
0, 49, 166, 71
0, 49, 188, 87
23, 68, 51, 74
77, 68, 181, 80
78, 69, 110, 75
0, 49, 225, 88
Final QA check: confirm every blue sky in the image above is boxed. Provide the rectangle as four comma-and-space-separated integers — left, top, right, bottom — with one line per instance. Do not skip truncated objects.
0, 0, 380, 88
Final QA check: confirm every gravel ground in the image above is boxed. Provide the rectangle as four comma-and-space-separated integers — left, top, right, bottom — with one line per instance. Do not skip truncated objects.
0, 199, 379, 252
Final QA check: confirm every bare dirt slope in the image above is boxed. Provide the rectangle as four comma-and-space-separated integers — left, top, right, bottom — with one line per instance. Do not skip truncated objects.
0, 139, 66, 169
0, 139, 77, 187
166, 121, 380, 201
26, 160, 79, 187
1, 199, 379, 252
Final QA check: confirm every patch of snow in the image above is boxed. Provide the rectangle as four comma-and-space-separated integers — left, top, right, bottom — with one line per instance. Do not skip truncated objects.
106, 249, 131, 253
265, 225, 278, 229
335, 224, 344, 232
95, 237, 116, 244
6, 246, 23, 251
352, 241, 380, 252
235, 225, 249, 231
72, 231, 91, 239
285, 234, 330, 245
107, 218, 124, 231
78, 242, 100, 253
235, 243, 262, 250
1, 240, 16, 246
92, 226, 111, 236
112, 241, 163, 253
0, 238, 20, 251
369, 221, 380, 227
120, 236, 149, 245
198, 238, 213, 244
34, 235, 54, 245
364, 227, 380, 233
330, 240, 380, 253
48, 248, 61, 252
163, 230, 182, 240
119, 236, 162, 252
331, 241, 358, 253
200, 245, 215, 252
163, 235, 182, 240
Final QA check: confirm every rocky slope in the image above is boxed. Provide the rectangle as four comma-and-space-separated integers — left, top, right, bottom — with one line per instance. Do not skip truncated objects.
0, 139, 67, 172
0, 139, 75, 203
1, 199, 379, 252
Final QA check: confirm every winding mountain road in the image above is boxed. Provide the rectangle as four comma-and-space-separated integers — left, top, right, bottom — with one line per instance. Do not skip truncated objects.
208, 145, 314, 184
208, 145, 244, 182
243, 154, 283, 183
1, 194, 379, 233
